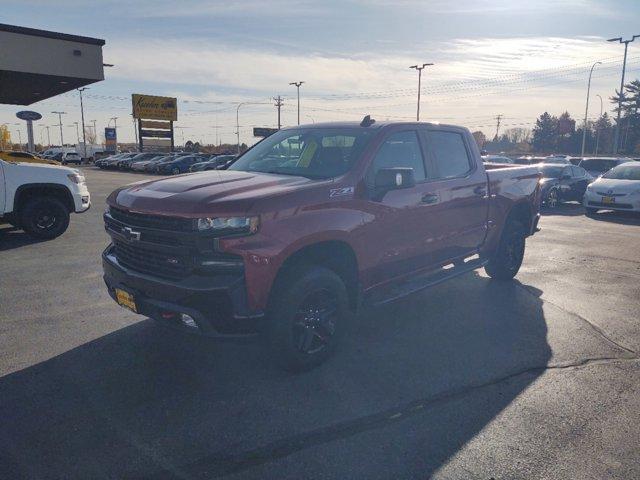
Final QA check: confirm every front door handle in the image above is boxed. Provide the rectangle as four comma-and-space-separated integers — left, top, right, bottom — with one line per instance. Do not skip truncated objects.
421, 193, 439, 204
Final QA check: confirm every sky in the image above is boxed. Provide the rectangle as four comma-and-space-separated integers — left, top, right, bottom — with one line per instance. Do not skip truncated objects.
2, 0, 640, 147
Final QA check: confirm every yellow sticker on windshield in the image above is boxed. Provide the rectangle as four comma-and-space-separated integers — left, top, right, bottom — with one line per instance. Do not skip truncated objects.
297, 139, 318, 167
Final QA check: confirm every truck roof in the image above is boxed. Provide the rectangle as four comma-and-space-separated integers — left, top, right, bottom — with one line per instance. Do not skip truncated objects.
283, 120, 462, 130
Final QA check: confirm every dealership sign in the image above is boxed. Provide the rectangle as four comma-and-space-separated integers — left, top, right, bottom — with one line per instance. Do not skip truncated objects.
132, 94, 177, 121
104, 127, 117, 152
16, 110, 42, 121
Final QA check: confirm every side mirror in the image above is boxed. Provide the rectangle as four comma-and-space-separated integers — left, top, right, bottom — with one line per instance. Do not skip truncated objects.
373, 167, 415, 199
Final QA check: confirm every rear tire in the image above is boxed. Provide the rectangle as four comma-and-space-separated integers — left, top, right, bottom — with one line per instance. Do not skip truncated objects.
172, 167, 180, 175
19, 196, 70, 240
485, 220, 526, 281
268, 265, 349, 372
544, 188, 559, 208
585, 207, 598, 216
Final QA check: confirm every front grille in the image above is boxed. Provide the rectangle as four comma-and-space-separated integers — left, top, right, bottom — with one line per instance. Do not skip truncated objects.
595, 191, 627, 197
110, 208, 194, 232
113, 240, 191, 280
588, 201, 633, 209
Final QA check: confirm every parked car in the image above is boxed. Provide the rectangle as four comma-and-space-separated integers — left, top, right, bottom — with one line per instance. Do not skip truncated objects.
538, 164, 593, 208
0, 150, 60, 166
481, 155, 514, 164
103, 119, 541, 370
100, 153, 139, 169
131, 155, 170, 172
156, 154, 204, 174
61, 152, 82, 165
578, 157, 631, 178
515, 156, 571, 165
583, 162, 640, 215
118, 152, 162, 170
0, 157, 90, 239
190, 155, 238, 172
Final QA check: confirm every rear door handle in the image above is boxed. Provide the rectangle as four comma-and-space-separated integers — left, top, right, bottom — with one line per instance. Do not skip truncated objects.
421, 193, 439, 204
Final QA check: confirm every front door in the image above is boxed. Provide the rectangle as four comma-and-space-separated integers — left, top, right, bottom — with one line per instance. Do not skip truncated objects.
357, 129, 443, 288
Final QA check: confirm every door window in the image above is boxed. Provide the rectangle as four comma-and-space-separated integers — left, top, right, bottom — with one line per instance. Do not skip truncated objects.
425, 131, 472, 179
370, 131, 426, 181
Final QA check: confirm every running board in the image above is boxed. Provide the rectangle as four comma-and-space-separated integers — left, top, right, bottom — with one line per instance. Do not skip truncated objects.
367, 257, 488, 307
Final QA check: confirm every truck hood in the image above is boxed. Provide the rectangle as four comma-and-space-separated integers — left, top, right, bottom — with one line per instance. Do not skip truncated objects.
5, 160, 77, 177
111, 170, 323, 216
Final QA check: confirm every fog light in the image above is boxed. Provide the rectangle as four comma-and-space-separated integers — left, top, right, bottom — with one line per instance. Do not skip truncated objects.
181, 314, 198, 328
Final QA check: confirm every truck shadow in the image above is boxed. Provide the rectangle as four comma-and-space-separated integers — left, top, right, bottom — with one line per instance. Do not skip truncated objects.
0, 225, 48, 251
0, 273, 550, 479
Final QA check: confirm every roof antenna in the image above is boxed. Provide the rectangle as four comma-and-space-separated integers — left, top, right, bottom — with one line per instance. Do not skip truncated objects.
360, 115, 375, 127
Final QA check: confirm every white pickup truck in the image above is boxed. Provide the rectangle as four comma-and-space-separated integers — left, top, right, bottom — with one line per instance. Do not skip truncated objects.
0, 158, 91, 239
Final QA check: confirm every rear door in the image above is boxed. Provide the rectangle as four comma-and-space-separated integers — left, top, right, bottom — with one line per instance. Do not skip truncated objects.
419, 127, 489, 263
570, 165, 591, 199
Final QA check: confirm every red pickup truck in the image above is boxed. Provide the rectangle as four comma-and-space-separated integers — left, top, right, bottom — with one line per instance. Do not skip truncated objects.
103, 118, 541, 370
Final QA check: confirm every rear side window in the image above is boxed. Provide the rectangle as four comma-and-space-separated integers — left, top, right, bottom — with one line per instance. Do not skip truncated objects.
426, 131, 472, 179
371, 131, 426, 181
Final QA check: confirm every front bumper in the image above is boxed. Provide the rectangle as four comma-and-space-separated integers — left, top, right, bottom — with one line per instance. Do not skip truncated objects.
72, 184, 91, 213
583, 191, 640, 212
102, 245, 264, 339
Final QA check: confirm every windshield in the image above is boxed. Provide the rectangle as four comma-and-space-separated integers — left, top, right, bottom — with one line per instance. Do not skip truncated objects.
602, 164, 640, 180
580, 159, 619, 172
539, 166, 564, 178
228, 128, 375, 179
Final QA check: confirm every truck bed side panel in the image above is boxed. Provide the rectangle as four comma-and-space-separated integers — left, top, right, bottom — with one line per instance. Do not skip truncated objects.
480, 165, 541, 259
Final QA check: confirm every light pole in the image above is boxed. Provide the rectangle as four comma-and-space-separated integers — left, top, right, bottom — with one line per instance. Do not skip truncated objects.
608, 35, 639, 153
595, 94, 603, 155
77, 87, 90, 158
289, 81, 304, 125
14, 127, 22, 150
409, 63, 434, 121
581, 61, 601, 156
51, 111, 66, 146
39, 124, 51, 147
70, 122, 80, 144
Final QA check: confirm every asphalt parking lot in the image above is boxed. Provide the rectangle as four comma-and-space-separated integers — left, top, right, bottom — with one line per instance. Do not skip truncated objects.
1, 167, 640, 479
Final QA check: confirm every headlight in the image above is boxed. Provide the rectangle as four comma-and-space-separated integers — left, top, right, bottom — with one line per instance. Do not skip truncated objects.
196, 216, 259, 235
67, 173, 85, 184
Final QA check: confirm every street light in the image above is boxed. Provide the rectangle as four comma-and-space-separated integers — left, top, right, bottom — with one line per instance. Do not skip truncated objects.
69, 122, 80, 144
39, 124, 51, 147
581, 61, 601, 156
51, 111, 66, 146
409, 63, 434, 121
608, 35, 639, 153
289, 81, 305, 125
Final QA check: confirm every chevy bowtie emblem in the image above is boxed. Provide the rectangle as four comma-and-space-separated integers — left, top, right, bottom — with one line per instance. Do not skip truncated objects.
121, 226, 141, 241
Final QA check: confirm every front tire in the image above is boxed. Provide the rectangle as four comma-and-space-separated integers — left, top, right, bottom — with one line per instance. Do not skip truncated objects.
19, 196, 70, 239
172, 167, 180, 175
485, 220, 526, 281
268, 265, 349, 372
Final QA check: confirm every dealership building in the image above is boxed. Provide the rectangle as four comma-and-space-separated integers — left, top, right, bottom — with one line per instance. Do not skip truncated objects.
0, 23, 106, 106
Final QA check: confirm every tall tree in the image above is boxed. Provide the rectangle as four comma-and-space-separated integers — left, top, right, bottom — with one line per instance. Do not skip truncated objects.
471, 130, 486, 149
531, 112, 558, 153
0, 125, 11, 150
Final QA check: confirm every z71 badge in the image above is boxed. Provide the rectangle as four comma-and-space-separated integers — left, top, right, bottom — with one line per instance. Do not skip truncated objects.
329, 186, 355, 198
